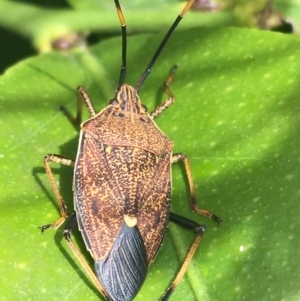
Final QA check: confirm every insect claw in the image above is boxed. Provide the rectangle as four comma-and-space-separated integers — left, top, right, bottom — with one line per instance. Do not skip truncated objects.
191, 205, 222, 226
39, 224, 52, 233
212, 214, 223, 226
171, 64, 179, 74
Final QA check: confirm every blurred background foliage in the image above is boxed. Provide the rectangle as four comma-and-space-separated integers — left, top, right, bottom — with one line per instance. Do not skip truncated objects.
0, 0, 298, 73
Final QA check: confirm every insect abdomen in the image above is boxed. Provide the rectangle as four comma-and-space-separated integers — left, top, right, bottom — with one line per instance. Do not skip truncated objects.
94, 222, 148, 301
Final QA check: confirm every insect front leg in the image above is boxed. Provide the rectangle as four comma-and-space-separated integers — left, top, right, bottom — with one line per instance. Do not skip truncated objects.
59, 86, 97, 128
40, 154, 74, 232
172, 153, 222, 225
160, 212, 207, 301
63, 213, 113, 301
150, 64, 179, 119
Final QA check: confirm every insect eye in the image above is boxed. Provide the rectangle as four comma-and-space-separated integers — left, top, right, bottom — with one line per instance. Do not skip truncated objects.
109, 99, 118, 106
140, 104, 147, 113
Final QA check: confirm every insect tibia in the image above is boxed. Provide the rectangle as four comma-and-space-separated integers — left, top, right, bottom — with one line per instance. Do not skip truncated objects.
39, 215, 67, 233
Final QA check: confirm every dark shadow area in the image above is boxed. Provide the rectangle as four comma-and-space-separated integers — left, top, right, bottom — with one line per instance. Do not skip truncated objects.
0, 27, 35, 73
14, 0, 69, 8
271, 18, 295, 34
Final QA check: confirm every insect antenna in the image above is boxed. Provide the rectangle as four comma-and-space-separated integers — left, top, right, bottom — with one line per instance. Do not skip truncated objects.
114, 0, 127, 91
136, 0, 195, 92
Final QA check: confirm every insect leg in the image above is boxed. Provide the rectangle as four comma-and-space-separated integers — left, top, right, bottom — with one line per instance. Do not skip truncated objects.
150, 64, 179, 119
172, 153, 222, 225
59, 86, 97, 128
40, 154, 74, 232
63, 214, 113, 301
160, 212, 207, 301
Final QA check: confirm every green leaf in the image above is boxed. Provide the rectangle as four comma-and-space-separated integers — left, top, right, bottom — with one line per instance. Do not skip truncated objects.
1, 24, 300, 301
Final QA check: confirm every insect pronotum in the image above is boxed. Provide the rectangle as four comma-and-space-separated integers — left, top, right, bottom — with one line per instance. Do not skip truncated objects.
40, 1, 222, 301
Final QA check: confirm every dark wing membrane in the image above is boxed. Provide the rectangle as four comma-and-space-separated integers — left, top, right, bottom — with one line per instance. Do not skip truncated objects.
95, 223, 148, 301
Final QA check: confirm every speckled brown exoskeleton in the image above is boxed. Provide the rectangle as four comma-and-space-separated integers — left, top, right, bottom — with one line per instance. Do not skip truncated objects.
40, 0, 222, 300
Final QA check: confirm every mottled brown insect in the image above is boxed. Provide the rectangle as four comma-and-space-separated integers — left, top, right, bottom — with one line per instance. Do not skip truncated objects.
40, 0, 222, 301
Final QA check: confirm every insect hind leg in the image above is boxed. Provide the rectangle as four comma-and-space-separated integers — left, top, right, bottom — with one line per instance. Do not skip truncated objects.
63, 213, 113, 301
172, 153, 223, 225
150, 64, 179, 119
160, 212, 207, 301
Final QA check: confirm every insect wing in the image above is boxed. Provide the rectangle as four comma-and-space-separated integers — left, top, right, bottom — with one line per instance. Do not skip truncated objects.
95, 223, 148, 301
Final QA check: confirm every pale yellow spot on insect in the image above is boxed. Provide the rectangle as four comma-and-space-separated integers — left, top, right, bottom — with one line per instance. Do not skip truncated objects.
264, 73, 270, 78
204, 51, 210, 56
90, 182, 100, 196
124, 214, 137, 227
238, 102, 245, 107
288, 55, 295, 60
225, 86, 233, 92
285, 174, 293, 180
105, 146, 112, 154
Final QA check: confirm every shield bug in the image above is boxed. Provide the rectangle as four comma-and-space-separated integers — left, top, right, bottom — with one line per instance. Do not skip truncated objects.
40, 0, 222, 300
